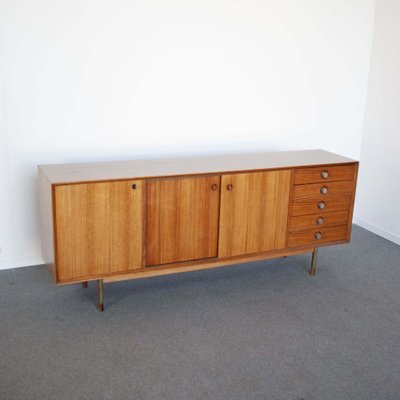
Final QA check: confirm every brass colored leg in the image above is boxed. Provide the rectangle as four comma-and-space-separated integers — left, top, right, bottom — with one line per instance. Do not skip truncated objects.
97, 279, 104, 312
82, 281, 88, 288
309, 248, 318, 276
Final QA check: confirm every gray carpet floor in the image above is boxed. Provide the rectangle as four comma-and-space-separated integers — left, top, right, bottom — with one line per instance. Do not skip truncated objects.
0, 225, 399, 400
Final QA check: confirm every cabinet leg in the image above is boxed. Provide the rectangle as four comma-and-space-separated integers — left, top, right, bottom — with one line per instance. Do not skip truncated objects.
97, 279, 104, 312
309, 248, 318, 276
82, 281, 88, 288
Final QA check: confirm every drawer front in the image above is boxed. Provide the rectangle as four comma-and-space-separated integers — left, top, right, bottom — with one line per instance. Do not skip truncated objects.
287, 225, 348, 247
289, 211, 349, 232
290, 194, 352, 216
293, 165, 355, 185
292, 180, 354, 200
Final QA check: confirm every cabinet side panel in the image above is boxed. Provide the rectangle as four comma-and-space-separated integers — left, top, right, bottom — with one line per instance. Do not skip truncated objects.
346, 162, 359, 241
55, 183, 110, 281
109, 180, 144, 272
38, 169, 56, 281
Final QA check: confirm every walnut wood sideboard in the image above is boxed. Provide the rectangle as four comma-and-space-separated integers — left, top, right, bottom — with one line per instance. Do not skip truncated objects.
38, 149, 358, 311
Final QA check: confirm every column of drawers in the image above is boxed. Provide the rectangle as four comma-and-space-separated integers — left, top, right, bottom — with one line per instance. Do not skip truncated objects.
287, 164, 357, 247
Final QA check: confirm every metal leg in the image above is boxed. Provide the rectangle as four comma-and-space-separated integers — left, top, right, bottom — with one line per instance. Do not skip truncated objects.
82, 281, 88, 288
309, 248, 318, 276
97, 279, 104, 311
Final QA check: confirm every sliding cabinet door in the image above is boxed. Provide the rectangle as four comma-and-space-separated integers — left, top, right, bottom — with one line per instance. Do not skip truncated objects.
219, 170, 291, 257
55, 180, 144, 282
146, 176, 220, 266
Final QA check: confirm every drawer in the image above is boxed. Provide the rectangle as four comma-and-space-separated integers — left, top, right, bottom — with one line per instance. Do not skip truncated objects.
293, 164, 355, 184
291, 180, 354, 200
287, 225, 348, 247
289, 211, 349, 232
290, 194, 352, 216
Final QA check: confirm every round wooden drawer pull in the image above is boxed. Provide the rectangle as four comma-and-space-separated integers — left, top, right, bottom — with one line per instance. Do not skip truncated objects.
318, 201, 326, 210
211, 183, 218, 191
227, 184, 233, 191
315, 232, 323, 240
320, 186, 328, 194
316, 217, 324, 225
321, 170, 329, 179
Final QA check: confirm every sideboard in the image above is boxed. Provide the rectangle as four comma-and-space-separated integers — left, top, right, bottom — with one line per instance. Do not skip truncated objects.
38, 149, 359, 311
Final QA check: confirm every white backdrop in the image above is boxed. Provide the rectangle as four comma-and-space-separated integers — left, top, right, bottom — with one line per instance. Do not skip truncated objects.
0, 0, 376, 269
355, 0, 400, 245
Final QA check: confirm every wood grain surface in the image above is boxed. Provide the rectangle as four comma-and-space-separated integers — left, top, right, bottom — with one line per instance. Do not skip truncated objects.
287, 225, 348, 247
54, 181, 143, 281
291, 180, 354, 199
39, 150, 356, 184
290, 194, 352, 216
38, 151, 359, 285
218, 170, 292, 257
109, 180, 144, 273
146, 176, 221, 266
289, 211, 350, 232
293, 165, 355, 185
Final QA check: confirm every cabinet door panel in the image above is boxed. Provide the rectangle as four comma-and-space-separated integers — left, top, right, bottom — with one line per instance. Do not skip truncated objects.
55, 181, 143, 281
109, 180, 144, 273
219, 170, 291, 258
146, 176, 220, 266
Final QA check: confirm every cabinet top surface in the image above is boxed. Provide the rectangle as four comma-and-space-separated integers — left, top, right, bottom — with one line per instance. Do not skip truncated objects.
38, 149, 357, 184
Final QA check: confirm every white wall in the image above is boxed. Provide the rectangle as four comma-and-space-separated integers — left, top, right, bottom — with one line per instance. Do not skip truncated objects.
354, 0, 400, 245
0, 45, 15, 268
0, 0, 375, 269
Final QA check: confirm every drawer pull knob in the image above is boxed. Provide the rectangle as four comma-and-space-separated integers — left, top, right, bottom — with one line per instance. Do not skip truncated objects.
320, 186, 328, 194
227, 184, 233, 191
321, 170, 329, 179
316, 217, 324, 225
318, 201, 326, 210
315, 232, 322, 240
211, 183, 218, 191
131, 184, 137, 189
